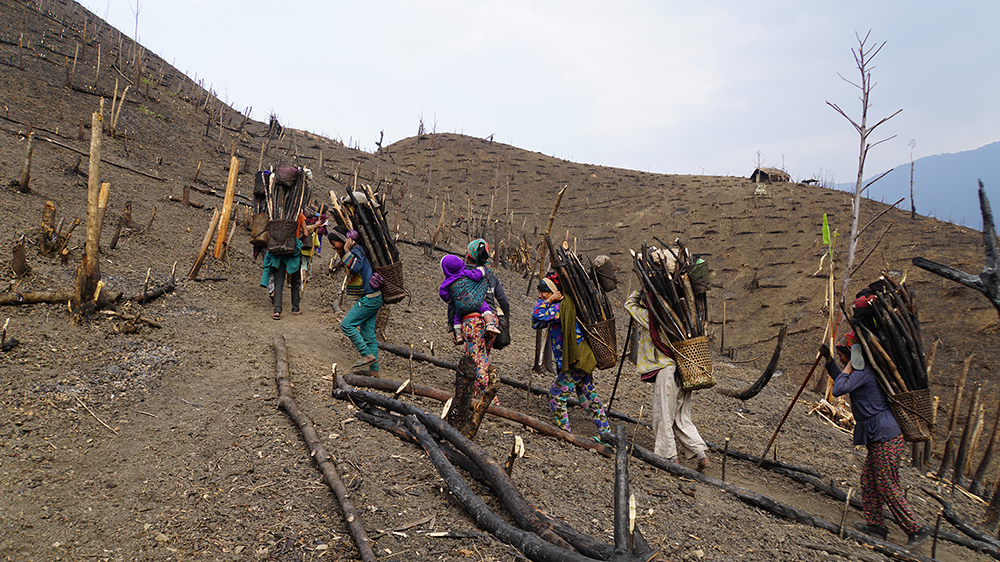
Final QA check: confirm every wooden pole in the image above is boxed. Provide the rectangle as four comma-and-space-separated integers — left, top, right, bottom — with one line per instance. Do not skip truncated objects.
189, 208, 220, 280
757, 353, 823, 467
74, 108, 103, 307
214, 156, 238, 259
17, 132, 33, 193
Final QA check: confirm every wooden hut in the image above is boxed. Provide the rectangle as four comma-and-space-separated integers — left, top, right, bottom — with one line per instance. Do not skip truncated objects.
750, 167, 790, 184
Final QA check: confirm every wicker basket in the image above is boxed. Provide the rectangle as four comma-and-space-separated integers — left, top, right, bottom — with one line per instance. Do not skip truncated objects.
583, 318, 618, 370
266, 219, 297, 255
889, 388, 932, 442
250, 213, 270, 248
671, 335, 716, 391
375, 261, 406, 304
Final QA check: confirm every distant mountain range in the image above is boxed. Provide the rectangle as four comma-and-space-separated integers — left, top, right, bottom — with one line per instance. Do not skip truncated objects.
833, 141, 1000, 230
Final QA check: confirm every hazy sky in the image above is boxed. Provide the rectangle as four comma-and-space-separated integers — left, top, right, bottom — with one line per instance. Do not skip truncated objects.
81, 1, 1000, 190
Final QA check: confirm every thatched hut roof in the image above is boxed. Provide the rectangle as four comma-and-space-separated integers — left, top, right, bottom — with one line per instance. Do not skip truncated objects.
750, 167, 790, 183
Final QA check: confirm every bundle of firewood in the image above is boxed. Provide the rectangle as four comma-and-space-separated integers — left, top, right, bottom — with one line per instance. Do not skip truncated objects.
544, 236, 617, 369
631, 240, 708, 342
848, 275, 928, 393
266, 166, 310, 221
330, 183, 405, 303
846, 274, 931, 441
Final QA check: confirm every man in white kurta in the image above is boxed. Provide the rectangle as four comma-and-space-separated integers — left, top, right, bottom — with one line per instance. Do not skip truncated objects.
624, 290, 710, 471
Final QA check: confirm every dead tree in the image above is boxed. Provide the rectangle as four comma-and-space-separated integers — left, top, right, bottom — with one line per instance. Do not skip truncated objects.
73, 109, 103, 309
914, 181, 1000, 319
827, 31, 902, 303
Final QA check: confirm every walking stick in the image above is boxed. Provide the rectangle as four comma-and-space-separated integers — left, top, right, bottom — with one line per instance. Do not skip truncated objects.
757, 352, 823, 467
607, 317, 635, 412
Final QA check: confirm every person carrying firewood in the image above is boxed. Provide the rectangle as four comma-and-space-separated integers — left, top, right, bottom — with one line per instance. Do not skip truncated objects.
532, 273, 612, 445
624, 289, 710, 471
821, 340, 929, 548
329, 225, 383, 373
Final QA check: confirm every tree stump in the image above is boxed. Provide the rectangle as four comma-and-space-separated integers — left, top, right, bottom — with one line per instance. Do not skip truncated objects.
448, 355, 500, 439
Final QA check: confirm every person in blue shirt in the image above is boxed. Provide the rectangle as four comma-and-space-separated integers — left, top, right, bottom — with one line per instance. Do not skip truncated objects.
329, 226, 383, 372
823, 340, 928, 548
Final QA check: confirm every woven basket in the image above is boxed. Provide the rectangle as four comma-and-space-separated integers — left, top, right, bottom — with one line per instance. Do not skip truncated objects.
583, 318, 618, 370
375, 261, 406, 304
671, 336, 716, 391
889, 388, 932, 442
266, 219, 297, 255
250, 213, 270, 248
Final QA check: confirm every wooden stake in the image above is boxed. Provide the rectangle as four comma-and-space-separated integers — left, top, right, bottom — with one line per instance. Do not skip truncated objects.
188, 208, 220, 280
503, 435, 524, 476
839, 487, 853, 538
17, 132, 33, 193
722, 438, 730, 482
74, 107, 103, 308
214, 156, 239, 259
96, 182, 110, 236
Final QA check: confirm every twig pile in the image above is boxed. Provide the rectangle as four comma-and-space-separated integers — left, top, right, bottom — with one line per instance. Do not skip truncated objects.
331, 184, 399, 268
630, 239, 708, 342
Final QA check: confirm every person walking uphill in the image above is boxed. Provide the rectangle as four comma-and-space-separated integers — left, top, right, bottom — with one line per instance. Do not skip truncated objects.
821, 341, 929, 548
261, 239, 302, 320
624, 290, 710, 471
532, 274, 612, 444
330, 226, 384, 373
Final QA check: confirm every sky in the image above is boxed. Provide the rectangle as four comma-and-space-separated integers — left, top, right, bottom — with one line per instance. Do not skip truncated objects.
80, 1, 1000, 188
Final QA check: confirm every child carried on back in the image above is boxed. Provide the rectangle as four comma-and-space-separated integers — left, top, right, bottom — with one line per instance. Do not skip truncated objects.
439, 254, 501, 342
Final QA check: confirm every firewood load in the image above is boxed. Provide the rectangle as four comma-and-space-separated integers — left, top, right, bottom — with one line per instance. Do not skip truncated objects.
263, 165, 311, 256
330, 184, 406, 304
631, 239, 715, 390
543, 236, 617, 369
845, 274, 932, 442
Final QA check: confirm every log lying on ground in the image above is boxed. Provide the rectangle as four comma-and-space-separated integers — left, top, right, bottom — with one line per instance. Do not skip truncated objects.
376, 340, 649, 428
403, 415, 615, 562
351, 405, 616, 560
926, 489, 1000, 552
333, 385, 582, 553
342, 373, 611, 457
0, 290, 120, 307
272, 335, 377, 562
624, 439, 939, 562
706, 439, 820, 477
716, 325, 786, 400
125, 283, 175, 304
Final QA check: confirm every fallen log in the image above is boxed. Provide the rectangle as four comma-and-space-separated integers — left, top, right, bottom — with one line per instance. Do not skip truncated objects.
404, 415, 613, 562
342, 373, 612, 457
705, 440, 821, 477
351, 406, 616, 560
0, 291, 72, 305
624, 439, 939, 562
333, 385, 580, 552
926, 489, 1000, 552
715, 325, 786, 400
273, 334, 377, 562
376, 340, 649, 428
125, 282, 175, 304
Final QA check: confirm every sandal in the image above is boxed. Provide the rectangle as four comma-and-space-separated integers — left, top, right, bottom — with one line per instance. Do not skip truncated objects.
271, 311, 281, 320
292, 309, 302, 315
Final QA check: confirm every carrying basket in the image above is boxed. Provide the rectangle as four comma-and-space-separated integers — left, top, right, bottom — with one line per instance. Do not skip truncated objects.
250, 213, 270, 248
583, 318, 618, 370
888, 388, 933, 442
670, 335, 716, 391
375, 260, 406, 304
266, 219, 297, 255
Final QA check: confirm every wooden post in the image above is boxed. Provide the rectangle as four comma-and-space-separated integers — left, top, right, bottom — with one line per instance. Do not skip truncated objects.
189, 208, 220, 280
17, 132, 34, 193
74, 108, 103, 308
214, 156, 239, 259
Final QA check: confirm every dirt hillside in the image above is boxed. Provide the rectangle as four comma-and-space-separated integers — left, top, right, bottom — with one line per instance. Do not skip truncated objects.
2, 1, 999, 561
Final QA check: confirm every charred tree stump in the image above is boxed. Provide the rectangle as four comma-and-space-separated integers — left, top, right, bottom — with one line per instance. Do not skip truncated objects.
953, 384, 982, 487
272, 335, 377, 562
984, 479, 1000, 534
73, 109, 103, 309
448, 355, 500, 439
937, 356, 972, 480
12, 241, 26, 279
970, 399, 1000, 497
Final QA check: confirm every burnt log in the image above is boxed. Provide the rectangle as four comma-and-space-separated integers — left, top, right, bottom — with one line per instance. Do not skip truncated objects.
926, 489, 1000, 552
716, 325, 786, 400
342, 373, 611, 457
273, 335, 377, 562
